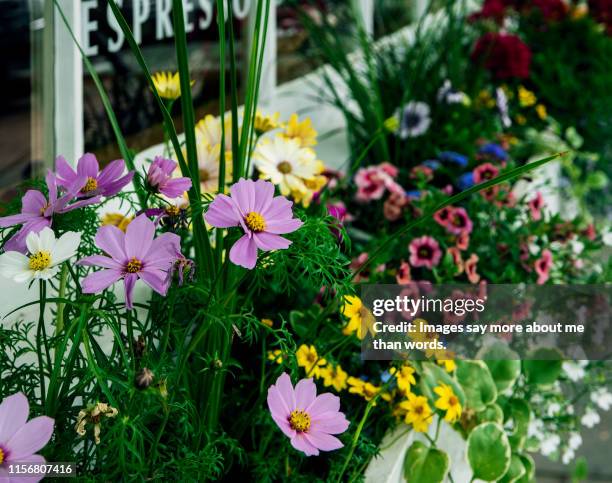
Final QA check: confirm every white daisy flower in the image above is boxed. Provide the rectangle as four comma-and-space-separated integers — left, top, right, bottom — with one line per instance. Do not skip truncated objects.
0, 228, 81, 283
581, 407, 600, 428
397, 101, 431, 138
591, 387, 612, 411
253, 136, 323, 197
195, 114, 235, 152
196, 142, 232, 193
437, 80, 469, 105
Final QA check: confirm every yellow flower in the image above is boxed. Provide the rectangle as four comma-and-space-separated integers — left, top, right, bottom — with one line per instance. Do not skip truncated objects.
75, 402, 118, 445
434, 349, 456, 372
282, 113, 318, 147
341, 295, 376, 340
151, 71, 193, 101
515, 114, 527, 125
518, 86, 537, 107
399, 393, 432, 432
261, 318, 274, 328
267, 349, 284, 364
296, 344, 326, 377
101, 213, 132, 232
383, 115, 400, 133
290, 174, 328, 207
434, 383, 462, 423
476, 90, 496, 109
254, 111, 281, 135
347, 377, 380, 402
320, 364, 348, 392
254, 136, 324, 199
409, 319, 439, 358
390, 365, 416, 395
535, 103, 547, 120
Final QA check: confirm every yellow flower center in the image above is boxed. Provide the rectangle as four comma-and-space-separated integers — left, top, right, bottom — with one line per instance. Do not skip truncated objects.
199, 168, 210, 182
0, 447, 4, 464
126, 257, 143, 273
289, 409, 311, 432
82, 177, 98, 193
166, 205, 180, 216
449, 395, 458, 407
277, 161, 292, 174
40, 203, 50, 215
245, 212, 266, 232
29, 251, 51, 271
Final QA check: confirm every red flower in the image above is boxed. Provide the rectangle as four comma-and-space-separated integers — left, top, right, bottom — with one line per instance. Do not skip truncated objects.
530, 0, 567, 20
589, 0, 612, 34
471, 33, 532, 79
469, 0, 513, 22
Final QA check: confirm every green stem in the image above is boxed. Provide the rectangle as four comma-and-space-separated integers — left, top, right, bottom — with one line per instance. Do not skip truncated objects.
55, 263, 68, 333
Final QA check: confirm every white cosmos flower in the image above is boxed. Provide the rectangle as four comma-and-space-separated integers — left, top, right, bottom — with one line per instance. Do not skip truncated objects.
253, 136, 323, 197
581, 407, 600, 428
398, 101, 431, 138
0, 228, 80, 283
591, 387, 612, 411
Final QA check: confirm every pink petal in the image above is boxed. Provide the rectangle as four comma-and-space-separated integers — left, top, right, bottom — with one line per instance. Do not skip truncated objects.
20, 190, 48, 216
262, 196, 294, 220
267, 385, 290, 419
275, 373, 296, 412
307, 393, 340, 416
265, 219, 303, 235
124, 273, 137, 309
312, 414, 350, 434
4, 219, 50, 254
45, 171, 58, 205
101, 172, 134, 197
6, 453, 46, 482
124, 215, 154, 260
145, 232, 181, 265
78, 255, 123, 270
229, 234, 258, 269
294, 378, 317, 409
54, 155, 77, 186
230, 178, 255, 214
76, 153, 99, 178
0, 392, 29, 442
81, 269, 122, 294
304, 431, 344, 452
94, 225, 127, 262
5, 416, 54, 460
139, 269, 169, 295
204, 194, 241, 228
160, 178, 192, 199
291, 433, 319, 456
0, 212, 41, 228
97, 159, 125, 185
271, 413, 296, 439
253, 179, 275, 214
253, 233, 291, 251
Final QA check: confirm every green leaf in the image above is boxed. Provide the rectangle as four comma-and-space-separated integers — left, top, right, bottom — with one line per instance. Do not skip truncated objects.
467, 422, 511, 482
456, 361, 497, 411
420, 362, 466, 408
477, 403, 504, 425
523, 347, 563, 386
504, 399, 531, 451
403, 441, 449, 483
586, 170, 608, 189
478, 342, 521, 392
572, 456, 588, 483
499, 454, 526, 483
517, 454, 535, 483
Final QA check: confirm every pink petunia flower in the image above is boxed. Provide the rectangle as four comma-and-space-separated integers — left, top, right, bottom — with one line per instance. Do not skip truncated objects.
354, 163, 404, 202
456, 231, 470, 251
55, 153, 133, 198
409, 236, 442, 269
0, 170, 100, 253
78, 214, 181, 309
267, 372, 349, 456
528, 192, 544, 221
473, 162, 500, 184
447, 247, 464, 274
433, 206, 453, 227
204, 178, 303, 269
146, 157, 192, 199
465, 253, 480, 284
535, 249, 553, 284
446, 207, 473, 236
0, 392, 54, 482
396, 260, 412, 284
383, 192, 410, 222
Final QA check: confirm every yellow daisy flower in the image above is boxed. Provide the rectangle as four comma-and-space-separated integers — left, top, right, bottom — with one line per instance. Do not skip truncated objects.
341, 295, 376, 340
518, 85, 537, 107
290, 174, 328, 208
254, 111, 281, 135
390, 364, 416, 395
320, 364, 348, 392
282, 113, 318, 147
535, 104, 547, 120
399, 393, 433, 432
434, 383, 462, 423
296, 344, 326, 377
347, 377, 380, 402
434, 349, 457, 373
151, 71, 194, 101
267, 349, 284, 364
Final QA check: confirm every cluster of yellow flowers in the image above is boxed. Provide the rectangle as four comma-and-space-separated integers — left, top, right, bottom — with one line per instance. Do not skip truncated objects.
515, 85, 548, 124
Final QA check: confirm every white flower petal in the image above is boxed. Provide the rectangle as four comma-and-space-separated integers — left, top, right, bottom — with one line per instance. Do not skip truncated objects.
50, 231, 81, 265
38, 227, 57, 251
0, 252, 30, 279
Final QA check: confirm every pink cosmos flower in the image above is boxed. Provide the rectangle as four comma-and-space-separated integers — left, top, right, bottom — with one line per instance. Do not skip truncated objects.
267, 373, 349, 456
55, 153, 133, 198
465, 253, 480, 284
78, 214, 181, 309
473, 162, 500, 184
146, 157, 192, 199
354, 163, 403, 202
535, 249, 552, 284
204, 178, 303, 270
0, 392, 54, 481
528, 192, 544, 221
0, 171, 100, 253
409, 236, 442, 269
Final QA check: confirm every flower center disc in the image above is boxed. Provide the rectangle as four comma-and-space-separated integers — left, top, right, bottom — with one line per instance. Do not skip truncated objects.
166, 205, 181, 217
126, 257, 143, 273
245, 212, 266, 232
277, 161, 292, 174
449, 396, 458, 406
289, 409, 311, 432
199, 169, 210, 182
29, 251, 51, 271
83, 177, 98, 193
0, 447, 5, 464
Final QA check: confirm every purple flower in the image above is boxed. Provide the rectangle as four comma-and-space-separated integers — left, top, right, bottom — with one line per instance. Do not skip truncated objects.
267, 373, 349, 456
204, 178, 303, 269
78, 214, 181, 309
0, 171, 100, 253
146, 157, 192, 199
55, 153, 133, 198
0, 392, 54, 481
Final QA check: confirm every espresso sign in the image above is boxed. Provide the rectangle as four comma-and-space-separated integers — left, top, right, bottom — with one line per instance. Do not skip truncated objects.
81, 0, 253, 55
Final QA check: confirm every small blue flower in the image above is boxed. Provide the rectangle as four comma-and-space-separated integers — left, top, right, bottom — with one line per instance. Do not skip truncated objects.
406, 190, 422, 199
456, 172, 475, 190
422, 159, 441, 170
380, 370, 392, 383
439, 151, 468, 167
479, 143, 508, 161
